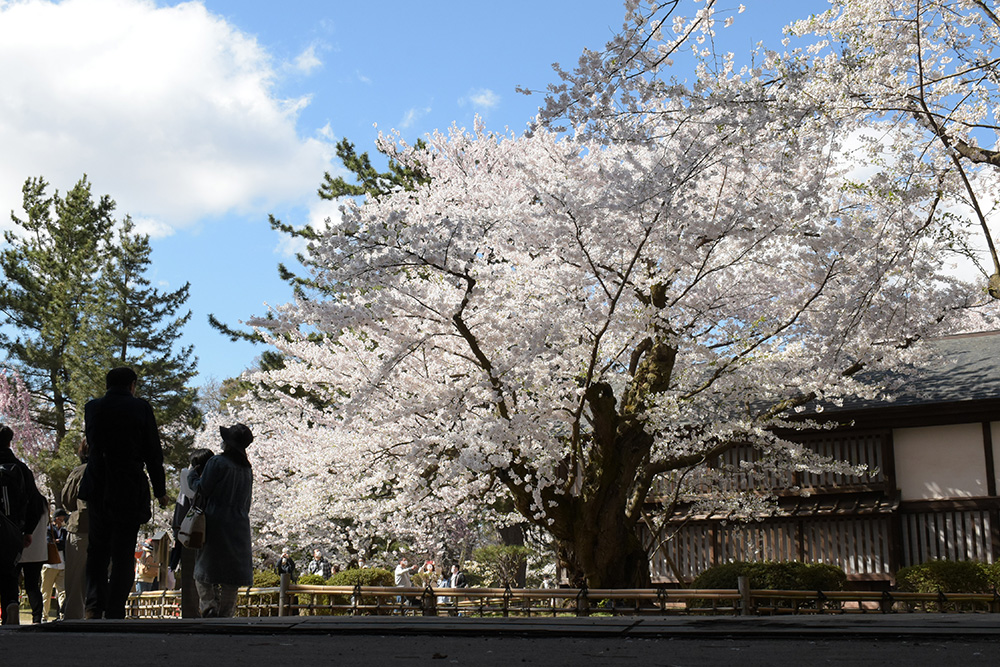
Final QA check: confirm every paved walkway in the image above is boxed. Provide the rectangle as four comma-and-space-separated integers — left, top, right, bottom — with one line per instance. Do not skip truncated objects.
4, 614, 1000, 666
9, 612, 1000, 637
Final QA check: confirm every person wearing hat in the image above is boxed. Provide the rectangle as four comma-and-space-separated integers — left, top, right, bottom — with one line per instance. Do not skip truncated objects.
134, 538, 158, 593
188, 423, 254, 618
40, 508, 69, 619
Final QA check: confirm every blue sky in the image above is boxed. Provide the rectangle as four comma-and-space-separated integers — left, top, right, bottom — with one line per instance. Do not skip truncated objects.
0, 0, 831, 386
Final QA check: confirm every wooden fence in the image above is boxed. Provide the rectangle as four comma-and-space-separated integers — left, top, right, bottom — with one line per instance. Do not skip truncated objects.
125, 577, 1000, 619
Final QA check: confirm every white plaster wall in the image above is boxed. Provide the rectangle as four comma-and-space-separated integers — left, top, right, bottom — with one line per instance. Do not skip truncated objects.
893, 423, 986, 500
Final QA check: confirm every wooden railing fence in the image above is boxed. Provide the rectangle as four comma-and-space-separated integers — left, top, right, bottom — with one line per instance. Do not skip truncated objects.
124, 575, 1000, 619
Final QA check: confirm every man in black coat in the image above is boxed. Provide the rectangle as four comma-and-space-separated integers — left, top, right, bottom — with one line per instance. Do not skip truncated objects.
78, 367, 168, 619
0, 424, 45, 625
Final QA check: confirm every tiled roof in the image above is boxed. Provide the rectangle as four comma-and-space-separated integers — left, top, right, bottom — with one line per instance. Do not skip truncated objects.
820, 331, 1000, 413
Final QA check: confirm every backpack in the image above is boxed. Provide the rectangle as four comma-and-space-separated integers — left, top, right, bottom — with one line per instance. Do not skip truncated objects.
0, 461, 26, 527
0, 462, 27, 570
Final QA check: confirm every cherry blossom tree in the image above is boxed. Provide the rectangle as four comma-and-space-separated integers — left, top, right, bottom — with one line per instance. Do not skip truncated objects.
233, 98, 988, 585
535, 1, 1000, 295
218, 0, 1000, 586
0, 367, 52, 459
784, 0, 1000, 295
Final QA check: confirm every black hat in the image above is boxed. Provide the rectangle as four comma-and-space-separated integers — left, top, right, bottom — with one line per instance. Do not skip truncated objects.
220, 423, 253, 448
53, 508, 70, 519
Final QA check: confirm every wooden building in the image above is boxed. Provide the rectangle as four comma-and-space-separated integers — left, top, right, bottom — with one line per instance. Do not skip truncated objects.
651, 331, 1000, 586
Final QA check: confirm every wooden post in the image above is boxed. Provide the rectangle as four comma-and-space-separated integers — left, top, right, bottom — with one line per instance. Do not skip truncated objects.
575, 585, 590, 617
279, 572, 290, 617
422, 586, 437, 617
982, 422, 1000, 563
738, 576, 751, 616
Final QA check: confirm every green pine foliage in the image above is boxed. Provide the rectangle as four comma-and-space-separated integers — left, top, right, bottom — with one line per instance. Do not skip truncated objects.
209, 135, 429, 338
92, 216, 199, 468
0, 175, 199, 493
253, 569, 281, 587
0, 176, 113, 446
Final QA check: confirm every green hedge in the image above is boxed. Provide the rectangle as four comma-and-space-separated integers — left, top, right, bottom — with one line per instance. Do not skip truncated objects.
294, 568, 394, 615
329, 567, 394, 587
896, 560, 993, 593
253, 569, 281, 587
691, 561, 847, 591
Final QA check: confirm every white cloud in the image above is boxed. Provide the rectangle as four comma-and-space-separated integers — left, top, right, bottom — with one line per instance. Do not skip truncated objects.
399, 106, 431, 130
317, 123, 337, 141
131, 216, 175, 239
293, 44, 322, 74
0, 0, 334, 238
463, 88, 500, 109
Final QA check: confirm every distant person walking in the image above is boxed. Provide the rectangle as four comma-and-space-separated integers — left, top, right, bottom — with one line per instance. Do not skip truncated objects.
59, 441, 89, 619
307, 549, 332, 579
449, 564, 466, 589
394, 558, 418, 588
189, 424, 254, 618
17, 496, 49, 623
134, 538, 158, 593
394, 557, 419, 606
78, 367, 169, 619
40, 508, 68, 619
0, 424, 45, 626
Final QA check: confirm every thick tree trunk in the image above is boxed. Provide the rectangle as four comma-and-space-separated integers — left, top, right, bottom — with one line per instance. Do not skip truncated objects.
498, 523, 527, 587
556, 518, 650, 589
546, 385, 656, 588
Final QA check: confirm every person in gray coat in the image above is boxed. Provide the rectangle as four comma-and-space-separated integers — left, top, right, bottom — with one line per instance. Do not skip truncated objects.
189, 423, 253, 618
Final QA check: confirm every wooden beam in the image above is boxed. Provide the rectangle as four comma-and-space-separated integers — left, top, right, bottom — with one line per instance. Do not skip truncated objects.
983, 422, 997, 498
986, 422, 1000, 562
899, 497, 1000, 512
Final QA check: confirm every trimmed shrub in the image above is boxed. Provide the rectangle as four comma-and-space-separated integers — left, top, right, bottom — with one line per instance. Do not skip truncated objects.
988, 561, 1000, 590
329, 567, 394, 587
691, 561, 847, 591
896, 560, 991, 593
297, 573, 328, 586
411, 571, 441, 588
296, 573, 334, 615
253, 569, 281, 588
299, 568, 397, 615
795, 563, 848, 592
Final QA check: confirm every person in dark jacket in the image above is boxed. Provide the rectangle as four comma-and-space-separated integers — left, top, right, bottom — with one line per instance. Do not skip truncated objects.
275, 550, 297, 582
189, 423, 253, 618
78, 367, 169, 619
0, 424, 45, 625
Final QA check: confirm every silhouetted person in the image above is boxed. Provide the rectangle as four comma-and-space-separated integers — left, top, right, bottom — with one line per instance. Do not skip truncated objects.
190, 424, 254, 618
0, 424, 45, 625
78, 367, 168, 619
60, 440, 89, 619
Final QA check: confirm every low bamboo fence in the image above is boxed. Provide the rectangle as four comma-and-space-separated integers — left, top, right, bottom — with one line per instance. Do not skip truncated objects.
125, 576, 1000, 619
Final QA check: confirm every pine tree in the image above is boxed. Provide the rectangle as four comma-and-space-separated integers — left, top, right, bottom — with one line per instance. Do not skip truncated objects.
0, 176, 112, 445
209, 136, 428, 341
80, 216, 200, 468
0, 176, 199, 493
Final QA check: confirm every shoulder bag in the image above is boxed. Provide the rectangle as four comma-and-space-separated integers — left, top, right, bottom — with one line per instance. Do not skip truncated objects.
177, 496, 206, 549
